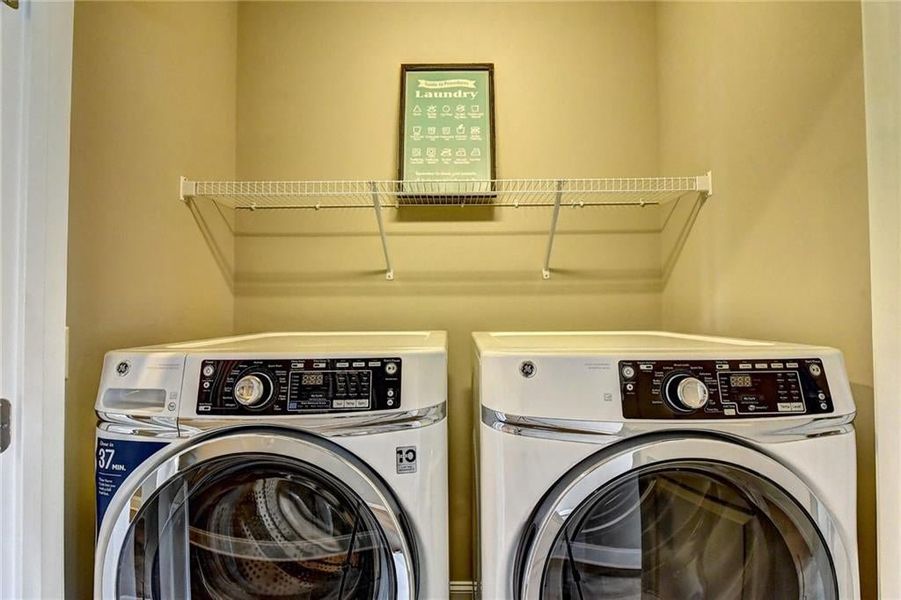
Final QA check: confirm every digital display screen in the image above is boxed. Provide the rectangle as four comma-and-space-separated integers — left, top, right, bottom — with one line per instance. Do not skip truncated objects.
301, 372, 324, 386
730, 374, 753, 388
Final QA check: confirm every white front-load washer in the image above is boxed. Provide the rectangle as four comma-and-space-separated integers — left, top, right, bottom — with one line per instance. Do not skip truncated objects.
94, 331, 448, 599
473, 331, 859, 599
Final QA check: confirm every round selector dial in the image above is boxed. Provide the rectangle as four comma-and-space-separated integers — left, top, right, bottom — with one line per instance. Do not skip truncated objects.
233, 371, 274, 408
662, 373, 710, 412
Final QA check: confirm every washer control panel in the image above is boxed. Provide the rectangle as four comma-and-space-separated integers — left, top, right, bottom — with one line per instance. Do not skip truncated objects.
196, 357, 402, 414
619, 358, 832, 419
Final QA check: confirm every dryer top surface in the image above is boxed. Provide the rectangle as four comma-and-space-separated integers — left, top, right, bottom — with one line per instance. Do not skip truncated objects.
473, 331, 835, 356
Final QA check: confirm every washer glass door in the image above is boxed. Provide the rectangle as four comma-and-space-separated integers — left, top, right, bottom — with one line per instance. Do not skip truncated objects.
538, 461, 837, 600
114, 453, 398, 599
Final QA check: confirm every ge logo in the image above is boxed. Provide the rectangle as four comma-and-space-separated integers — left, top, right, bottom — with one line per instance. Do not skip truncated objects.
115, 361, 131, 377
396, 446, 417, 474
519, 361, 536, 378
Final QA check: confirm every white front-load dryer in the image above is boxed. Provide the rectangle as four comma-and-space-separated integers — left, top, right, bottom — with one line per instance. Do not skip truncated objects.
94, 331, 449, 599
473, 331, 859, 600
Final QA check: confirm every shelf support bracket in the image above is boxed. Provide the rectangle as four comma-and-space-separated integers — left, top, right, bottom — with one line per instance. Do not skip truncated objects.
542, 180, 565, 279
370, 181, 395, 281
179, 176, 196, 203
698, 170, 713, 199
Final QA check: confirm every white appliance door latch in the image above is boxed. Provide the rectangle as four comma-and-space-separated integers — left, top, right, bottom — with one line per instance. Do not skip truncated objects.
0, 398, 10, 454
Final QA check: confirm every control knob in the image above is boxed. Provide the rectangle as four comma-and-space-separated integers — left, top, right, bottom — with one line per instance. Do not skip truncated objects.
663, 374, 709, 412
234, 373, 272, 408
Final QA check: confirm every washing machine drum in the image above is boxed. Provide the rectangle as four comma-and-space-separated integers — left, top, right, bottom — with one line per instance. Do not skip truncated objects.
114, 454, 396, 599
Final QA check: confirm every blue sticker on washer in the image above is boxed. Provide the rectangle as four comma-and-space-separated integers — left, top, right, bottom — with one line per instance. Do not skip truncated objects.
95, 437, 168, 534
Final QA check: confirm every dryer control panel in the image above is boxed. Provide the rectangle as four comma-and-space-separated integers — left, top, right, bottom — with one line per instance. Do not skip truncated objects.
619, 358, 833, 419
196, 357, 402, 415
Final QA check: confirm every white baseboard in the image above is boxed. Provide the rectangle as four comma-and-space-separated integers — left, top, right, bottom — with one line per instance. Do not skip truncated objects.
450, 580, 476, 599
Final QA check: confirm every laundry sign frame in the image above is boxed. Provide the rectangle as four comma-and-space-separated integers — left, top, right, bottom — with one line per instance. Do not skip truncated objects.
398, 63, 496, 195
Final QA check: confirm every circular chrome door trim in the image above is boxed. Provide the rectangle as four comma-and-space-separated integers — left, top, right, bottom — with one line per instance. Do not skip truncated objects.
95, 425, 418, 599
515, 433, 853, 599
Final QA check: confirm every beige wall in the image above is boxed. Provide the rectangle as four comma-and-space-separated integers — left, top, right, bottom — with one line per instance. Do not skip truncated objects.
232, 2, 663, 581
65, 1, 874, 595
862, 3, 901, 597
656, 2, 875, 597
65, 2, 237, 598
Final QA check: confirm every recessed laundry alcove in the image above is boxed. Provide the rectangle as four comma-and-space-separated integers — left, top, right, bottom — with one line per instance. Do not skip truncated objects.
65, 2, 876, 599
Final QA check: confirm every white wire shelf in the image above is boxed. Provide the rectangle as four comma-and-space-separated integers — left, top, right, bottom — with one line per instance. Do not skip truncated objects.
180, 173, 712, 210
179, 173, 712, 280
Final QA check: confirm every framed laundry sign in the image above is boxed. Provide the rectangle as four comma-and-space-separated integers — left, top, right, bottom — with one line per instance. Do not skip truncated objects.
398, 63, 496, 197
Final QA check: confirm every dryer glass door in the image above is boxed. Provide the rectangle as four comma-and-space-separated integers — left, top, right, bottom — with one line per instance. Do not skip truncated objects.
98, 428, 416, 600
515, 436, 850, 600
540, 462, 835, 599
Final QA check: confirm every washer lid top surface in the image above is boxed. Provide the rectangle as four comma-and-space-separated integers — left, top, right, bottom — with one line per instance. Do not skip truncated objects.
124, 331, 447, 354
97, 332, 448, 420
